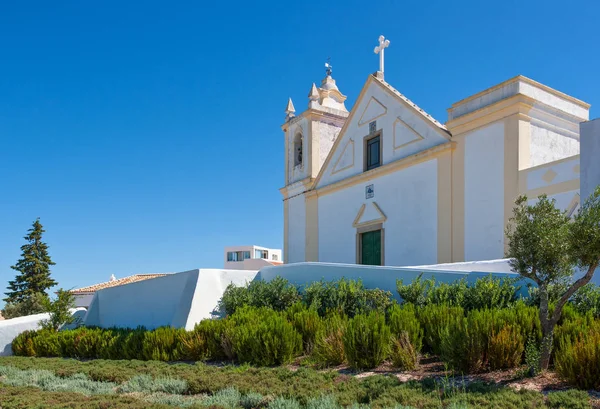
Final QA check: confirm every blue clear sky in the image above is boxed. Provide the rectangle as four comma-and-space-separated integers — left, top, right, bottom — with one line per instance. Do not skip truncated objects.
1, 0, 598, 304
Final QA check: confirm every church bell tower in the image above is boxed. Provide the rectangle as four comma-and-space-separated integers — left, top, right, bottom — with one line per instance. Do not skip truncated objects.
281, 65, 349, 263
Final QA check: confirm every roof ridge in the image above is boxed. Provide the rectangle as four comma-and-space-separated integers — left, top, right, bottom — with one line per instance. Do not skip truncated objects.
371, 75, 449, 133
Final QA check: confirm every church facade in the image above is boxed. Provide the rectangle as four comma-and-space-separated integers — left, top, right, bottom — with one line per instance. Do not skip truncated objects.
280, 68, 590, 266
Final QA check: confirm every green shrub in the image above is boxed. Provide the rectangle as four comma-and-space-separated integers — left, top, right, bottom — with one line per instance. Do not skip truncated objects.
31, 329, 60, 357
397, 274, 520, 310
488, 325, 524, 371
121, 327, 146, 360
417, 304, 463, 355
440, 309, 526, 373
462, 275, 520, 310
230, 306, 301, 366
141, 326, 186, 361
198, 318, 235, 360
555, 324, 600, 390
387, 304, 423, 352
73, 327, 105, 359
219, 277, 301, 315
440, 311, 490, 373
343, 312, 390, 370
524, 335, 541, 377
180, 327, 209, 361
303, 278, 393, 318
495, 300, 541, 344
11, 330, 38, 356
570, 284, 600, 319
312, 312, 347, 367
396, 274, 434, 307
390, 331, 418, 370
289, 306, 325, 354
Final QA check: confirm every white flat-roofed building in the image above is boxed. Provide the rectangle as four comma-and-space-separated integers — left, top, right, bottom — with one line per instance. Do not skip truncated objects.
224, 245, 282, 270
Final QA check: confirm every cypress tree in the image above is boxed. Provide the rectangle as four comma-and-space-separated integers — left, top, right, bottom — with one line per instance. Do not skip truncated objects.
4, 219, 57, 304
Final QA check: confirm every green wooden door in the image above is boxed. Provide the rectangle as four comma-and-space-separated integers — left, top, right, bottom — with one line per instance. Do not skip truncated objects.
361, 230, 382, 266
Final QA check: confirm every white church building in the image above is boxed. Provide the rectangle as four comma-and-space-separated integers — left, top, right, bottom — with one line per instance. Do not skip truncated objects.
281, 36, 596, 267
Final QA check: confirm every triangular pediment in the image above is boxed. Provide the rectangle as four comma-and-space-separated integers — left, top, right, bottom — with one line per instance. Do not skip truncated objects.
314, 75, 450, 190
358, 98, 387, 126
332, 138, 355, 174
353, 202, 387, 227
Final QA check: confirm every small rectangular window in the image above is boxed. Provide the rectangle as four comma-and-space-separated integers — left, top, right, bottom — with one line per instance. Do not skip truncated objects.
227, 252, 234, 262
243, 251, 251, 260
272, 254, 278, 261
365, 135, 381, 171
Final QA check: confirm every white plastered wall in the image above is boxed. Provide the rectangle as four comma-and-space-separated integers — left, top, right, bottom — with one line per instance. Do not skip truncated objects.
318, 159, 438, 266
464, 122, 505, 261
529, 124, 579, 167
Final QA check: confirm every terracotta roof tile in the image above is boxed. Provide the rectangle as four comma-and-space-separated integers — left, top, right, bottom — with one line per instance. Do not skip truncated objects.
70, 274, 169, 294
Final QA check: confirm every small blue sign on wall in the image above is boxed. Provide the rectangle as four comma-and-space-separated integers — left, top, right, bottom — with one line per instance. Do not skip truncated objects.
366, 184, 374, 199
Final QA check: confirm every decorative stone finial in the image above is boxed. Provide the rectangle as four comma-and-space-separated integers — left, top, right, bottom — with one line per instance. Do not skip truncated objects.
285, 98, 296, 121
110, 274, 116, 282
308, 83, 319, 101
374, 35, 391, 79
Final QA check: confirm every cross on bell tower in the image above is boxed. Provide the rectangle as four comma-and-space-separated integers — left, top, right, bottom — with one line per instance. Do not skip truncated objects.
374, 35, 390, 79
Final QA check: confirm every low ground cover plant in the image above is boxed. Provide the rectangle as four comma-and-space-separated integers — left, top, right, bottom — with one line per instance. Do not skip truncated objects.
0, 358, 594, 409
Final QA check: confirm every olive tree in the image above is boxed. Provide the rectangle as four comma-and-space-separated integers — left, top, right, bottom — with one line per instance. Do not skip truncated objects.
505, 187, 600, 370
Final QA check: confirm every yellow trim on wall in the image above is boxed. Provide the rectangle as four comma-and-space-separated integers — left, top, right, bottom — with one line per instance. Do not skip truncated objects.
305, 194, 319, 261
524, 179, 580, 199
451, 135, 465, 262
283, 200, 289, 263
503, 114, 522, 255
437, 153, 452, 263
317, 142, 455, 197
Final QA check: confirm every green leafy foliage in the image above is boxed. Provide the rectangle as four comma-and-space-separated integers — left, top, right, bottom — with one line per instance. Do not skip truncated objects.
1, 292, 48, 319
141, 327, 186, 362
488, 325, 525, 371
40, 289, 78, 331
390, 331, 418, 370
417, 304, 463, 355
229, 306, 302, 366
387, 304, 423, 352
570, 284, 600, 318
304, 278, 393, 318
289, 305, 325, 354
506, 188, 600, 370
396, 274, 519, 310
218, 276, 301, 316
440, 309, 527, 373
343, 312, 390, 370
4, 219, 57, 311
312, 312, 347, 367
554, 322, 600, 390
11, 330, 37, 356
